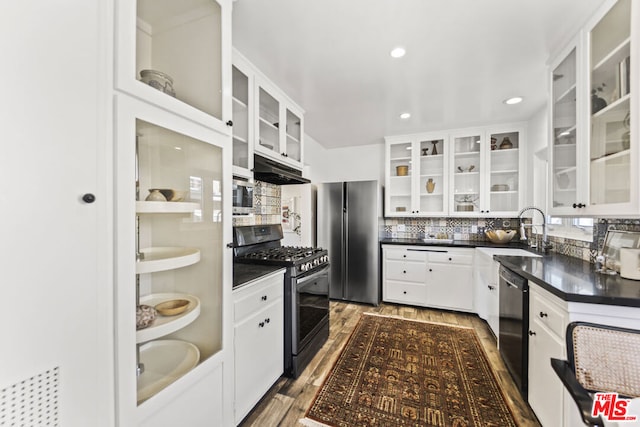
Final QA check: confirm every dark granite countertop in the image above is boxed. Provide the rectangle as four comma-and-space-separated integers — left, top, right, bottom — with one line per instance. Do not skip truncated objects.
233, 263, 286, 290
495, 253, 640, 308
380, 238, 530, 250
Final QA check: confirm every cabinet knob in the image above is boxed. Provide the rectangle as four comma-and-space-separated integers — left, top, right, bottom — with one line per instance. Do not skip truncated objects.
82, 193, 96, 203
488, 285, 495, 290
403, 255, 407, 258
403, 270, 406, 274
428, 268, 432, 272
265, 318, 270, 323
448, 257, 452, 261
226, 243, 234, 248
528, 330, 536, 336
539, 311, 548, 318
259, 322, 265, 328
403, 291, 407, 294
261, 295, 268, 301
226, 120, 233, 127
573, 203, 586, 208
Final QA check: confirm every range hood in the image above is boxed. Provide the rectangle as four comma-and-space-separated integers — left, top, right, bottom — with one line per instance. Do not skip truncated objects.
253, 155, 310, 185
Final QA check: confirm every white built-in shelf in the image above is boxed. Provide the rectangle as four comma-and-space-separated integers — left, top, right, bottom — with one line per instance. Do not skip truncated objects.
555, 188, 577, 192
136, 247, 200, 274
136, 293, 201, 344
419, 154, 444, 159
137, 340, 200, 404
136, 201, 199, 214
454, 191, 479, 195
233, 135, 248, 144
554, 142, 577, 149
592, 94, 630, 119
491, 148, 519, 154
455, 151, 481, 157
555, 84, 576, 104
390, 193, 412, 197
491, 169, 518, 174
420, 193, 443, 197
390, 156, 411, 161
390, 175, 411, 179
286, 134, 300, 143
590, 148, 631, 164
490, 190, 518, 195
420, 173, 443, 178
259, 117, 278, 131
593, 37, 631, 72
455, 171, 479, 175
232, 96, 248, 110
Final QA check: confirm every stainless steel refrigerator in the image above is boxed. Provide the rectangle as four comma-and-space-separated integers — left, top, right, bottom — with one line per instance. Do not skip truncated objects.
318, 180, 381, 305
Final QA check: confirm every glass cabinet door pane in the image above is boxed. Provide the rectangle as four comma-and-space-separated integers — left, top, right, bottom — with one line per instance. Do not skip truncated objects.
136, 0, 222, 119
552, 49, 578, 208
418, 139, 444, 213
589, 0, 631, 205
257, 87, 280, 155
285, 109, 302, 162
388, 141, 413, 214
489, 131, 520, 213
232, 66, 249, 170
452, 135, 481, 213
135, 119, 222, 403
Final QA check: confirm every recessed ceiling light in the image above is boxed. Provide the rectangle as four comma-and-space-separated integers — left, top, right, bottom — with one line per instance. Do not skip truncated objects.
390, 47, 406, 58
504, 96, 523, 105
400, 112, 411, 119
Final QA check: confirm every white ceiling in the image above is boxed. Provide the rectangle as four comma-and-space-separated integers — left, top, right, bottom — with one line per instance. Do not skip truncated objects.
232, 0, 605, 149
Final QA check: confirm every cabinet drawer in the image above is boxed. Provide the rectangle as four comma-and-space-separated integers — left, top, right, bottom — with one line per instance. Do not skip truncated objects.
385, 260, 426, 282
234, 274, 284, 323
384, 281, 427, 305
427, 251, 473, 265
385, 248, 427, 262
530, 290, 567, 338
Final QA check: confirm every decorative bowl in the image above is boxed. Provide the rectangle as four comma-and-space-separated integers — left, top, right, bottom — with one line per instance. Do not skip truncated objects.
491, 184, 509, 192
485, 229, 517, 244
148, 189, 188, 202
155, 299, 190, 316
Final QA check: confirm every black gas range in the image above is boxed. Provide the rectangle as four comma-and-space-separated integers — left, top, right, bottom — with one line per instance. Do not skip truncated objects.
233, 225, 330, 378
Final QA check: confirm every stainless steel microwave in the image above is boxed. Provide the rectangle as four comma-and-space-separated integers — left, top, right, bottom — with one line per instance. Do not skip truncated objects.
232, 179, 254, 215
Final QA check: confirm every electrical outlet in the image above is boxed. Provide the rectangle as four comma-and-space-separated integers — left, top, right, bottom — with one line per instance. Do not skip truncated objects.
397, 224, 406, 232
471, 225, 478, 233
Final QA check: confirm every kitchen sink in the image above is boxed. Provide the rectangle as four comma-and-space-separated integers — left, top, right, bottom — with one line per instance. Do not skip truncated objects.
422, 238, 454, 244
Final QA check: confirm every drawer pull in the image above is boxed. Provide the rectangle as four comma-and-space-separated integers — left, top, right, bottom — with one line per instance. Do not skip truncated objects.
539, 311, 548, 318
528, 330, 536, 336
261, 295, 268, 301
265, 318, 270, 324
259, 321, 265, 328
488, 285, 495, 290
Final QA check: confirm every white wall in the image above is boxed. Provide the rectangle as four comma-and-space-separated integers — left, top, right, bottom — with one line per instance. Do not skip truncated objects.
305, 134, 384, 184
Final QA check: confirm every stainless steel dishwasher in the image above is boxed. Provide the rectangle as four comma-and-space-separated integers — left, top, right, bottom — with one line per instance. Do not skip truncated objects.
498, 264, 529, 399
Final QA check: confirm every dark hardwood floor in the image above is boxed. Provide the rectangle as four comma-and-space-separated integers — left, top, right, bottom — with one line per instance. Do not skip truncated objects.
239, 301, 541, 427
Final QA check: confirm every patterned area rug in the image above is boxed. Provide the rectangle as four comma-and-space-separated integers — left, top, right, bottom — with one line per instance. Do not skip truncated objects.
303, 313, 517, 427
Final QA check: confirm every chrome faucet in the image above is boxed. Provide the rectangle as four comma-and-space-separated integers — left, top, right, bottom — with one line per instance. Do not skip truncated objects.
518, 206, 552, 253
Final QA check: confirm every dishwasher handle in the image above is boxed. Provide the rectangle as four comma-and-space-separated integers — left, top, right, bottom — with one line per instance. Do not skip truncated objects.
499, 265, 527, 289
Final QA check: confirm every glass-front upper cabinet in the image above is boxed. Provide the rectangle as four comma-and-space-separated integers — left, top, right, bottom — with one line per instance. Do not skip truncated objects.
384, 134, 447, 217
487, 130, 521, 215
551, 47, 580, 212
451, 133, 482, 215
588, 0, 633, 208
116, 0, 230, 132
286, 108, 302, 164
232, 63, 252, 178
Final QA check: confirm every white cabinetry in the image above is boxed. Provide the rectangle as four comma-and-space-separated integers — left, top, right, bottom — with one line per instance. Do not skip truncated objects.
382, 245, 473, 312
549, 0, 639, 216
384, 134, 448, 216
233, 270, 285, 425
426, 249, 474, 311
450, 125, 525, 217
232, 49, 305, 172
113, 0, 233, 424
382, 246, 428, 305
384, 124, 525, 217
527, 282, 640, 427
232, 53, 254, 178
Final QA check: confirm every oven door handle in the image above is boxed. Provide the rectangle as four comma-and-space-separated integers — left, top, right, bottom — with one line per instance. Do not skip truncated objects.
297, 265, 330, 285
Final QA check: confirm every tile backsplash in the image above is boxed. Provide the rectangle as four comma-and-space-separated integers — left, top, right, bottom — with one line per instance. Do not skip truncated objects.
380, 217, 640, 264
232, 180, 281, 227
